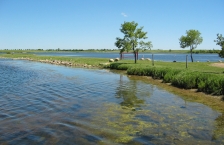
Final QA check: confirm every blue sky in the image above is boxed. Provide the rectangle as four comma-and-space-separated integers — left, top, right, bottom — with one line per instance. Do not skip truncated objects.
0, 0, 223, 50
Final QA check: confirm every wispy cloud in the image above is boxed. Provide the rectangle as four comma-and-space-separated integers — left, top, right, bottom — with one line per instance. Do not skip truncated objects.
121, 12, 127, 17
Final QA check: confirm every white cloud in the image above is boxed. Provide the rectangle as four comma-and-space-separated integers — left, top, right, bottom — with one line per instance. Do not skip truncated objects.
121, 12, 127, 17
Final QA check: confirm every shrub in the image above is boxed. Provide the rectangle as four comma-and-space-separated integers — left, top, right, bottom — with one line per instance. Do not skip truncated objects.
127, 67, 156, 76
110, 63, 136, 70
163, 69, 182, 83
204, 76, 224, 95
196, 73, 211, 92
115, 62, 224, 96
151, 67, 170, 79
171, 71, 201, 89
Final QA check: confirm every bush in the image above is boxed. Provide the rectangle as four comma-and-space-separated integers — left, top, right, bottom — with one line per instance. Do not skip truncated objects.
115, 63, 224, 96
204, 76, 224, 95
171, 71, 201, 89
127, 67, 154, 76
110, 63, 132, 70
197, 73, 211, 92
163, 69, 182, 83
151, 67, 171, 79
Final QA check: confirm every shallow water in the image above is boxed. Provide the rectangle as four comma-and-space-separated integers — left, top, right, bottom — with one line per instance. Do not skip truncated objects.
0, 59, 224, 144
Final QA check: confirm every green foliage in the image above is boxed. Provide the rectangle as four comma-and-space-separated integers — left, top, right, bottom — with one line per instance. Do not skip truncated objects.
115, 21, 152, 63
171, 71, 201, 89
115, 38, 132, 53
191, 49, 220, 54
127, 67, 155, 76
127, 66, 173, 77
197, 74, 224, 95
163, 69, 183, 83
151, 67, 170, 79
124, 62, 224, 95
110, 63, 131, 70
196, 73, 211, 92
219, 48, 224, 58
214, 33, 224, 58
179, 29, 203, 62
214, 33, 224, 48
179, 30, 203, 49
138, 41, 153, 52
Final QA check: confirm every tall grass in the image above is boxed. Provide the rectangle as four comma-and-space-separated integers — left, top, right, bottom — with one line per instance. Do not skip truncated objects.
125, 64, 224, 96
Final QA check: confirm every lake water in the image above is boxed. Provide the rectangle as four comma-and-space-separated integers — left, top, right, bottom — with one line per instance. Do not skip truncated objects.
34, 52, 224, 62
0, 59, 224, 144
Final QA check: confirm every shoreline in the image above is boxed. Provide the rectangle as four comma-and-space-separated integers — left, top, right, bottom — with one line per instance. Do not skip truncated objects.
1, 56, 224, 113
0, 56, 109, 69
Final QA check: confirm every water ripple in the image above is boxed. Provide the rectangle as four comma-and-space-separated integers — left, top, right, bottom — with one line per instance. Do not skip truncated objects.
0, 59, 223, 144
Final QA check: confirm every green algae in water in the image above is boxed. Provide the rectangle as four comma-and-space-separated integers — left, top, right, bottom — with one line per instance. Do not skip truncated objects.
81, 102, 224, 144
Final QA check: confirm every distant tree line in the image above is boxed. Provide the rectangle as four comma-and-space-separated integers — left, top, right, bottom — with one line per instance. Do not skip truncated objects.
45, 49, 118, 51
2, 49, 118, 51
189, 49, 220, 54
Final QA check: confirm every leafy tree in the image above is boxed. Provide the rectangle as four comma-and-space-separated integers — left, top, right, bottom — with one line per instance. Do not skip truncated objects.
115, 37, 132, 54
179, 29, 203, 62
115, 21, 151, 63
139, 41, 153, 51
214, 33, 224, 58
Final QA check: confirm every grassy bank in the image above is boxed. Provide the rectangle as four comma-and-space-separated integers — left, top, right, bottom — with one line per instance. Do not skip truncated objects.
0, 53, 109, 67
109, 59, 224, 96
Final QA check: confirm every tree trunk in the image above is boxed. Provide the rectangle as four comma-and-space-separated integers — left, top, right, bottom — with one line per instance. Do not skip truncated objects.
190, 49, 194, 62
137, 51, 138, 60
133, 43, 137, 63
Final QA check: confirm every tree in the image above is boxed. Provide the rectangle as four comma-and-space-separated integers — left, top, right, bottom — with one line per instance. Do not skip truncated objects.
179, 30, 203, 62
214, 33, 224, 58
139, 41, 153, 51
115, 37, 132, 54
115, 21, 151, 63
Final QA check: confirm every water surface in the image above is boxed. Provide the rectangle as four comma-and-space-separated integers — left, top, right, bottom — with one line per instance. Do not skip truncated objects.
34, 52, 224, 62
0, 59, 224, 144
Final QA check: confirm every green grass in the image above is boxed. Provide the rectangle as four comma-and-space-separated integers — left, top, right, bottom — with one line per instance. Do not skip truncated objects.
109, 59, 224, 96
110, 59, 224, 74
0, 53, 109, 66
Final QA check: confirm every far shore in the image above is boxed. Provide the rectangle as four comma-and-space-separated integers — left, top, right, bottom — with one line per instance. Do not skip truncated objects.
0, 49, 220, 54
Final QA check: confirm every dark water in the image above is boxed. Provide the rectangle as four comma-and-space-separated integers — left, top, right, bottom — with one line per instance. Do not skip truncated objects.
34, 52, 224, 62
0, 59, 224, 144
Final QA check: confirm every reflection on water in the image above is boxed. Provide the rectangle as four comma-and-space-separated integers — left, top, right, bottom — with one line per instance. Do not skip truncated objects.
0, 59, 224, 144
115, 74, 147, 109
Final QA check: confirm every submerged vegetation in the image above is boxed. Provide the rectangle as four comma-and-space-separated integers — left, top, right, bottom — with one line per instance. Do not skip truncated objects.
1, 52, 224, 143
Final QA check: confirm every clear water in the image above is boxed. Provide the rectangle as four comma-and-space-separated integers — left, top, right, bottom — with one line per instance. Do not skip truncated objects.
34, 52, 224, 62
0, 59, 224, 144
